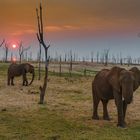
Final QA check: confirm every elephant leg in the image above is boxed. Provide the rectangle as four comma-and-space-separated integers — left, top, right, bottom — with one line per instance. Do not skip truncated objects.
92, 97, 100, 120
114, 91, 125, 128
123, 100, 127, 125
7, 76, 10, 85
11, 77, 14, 86
25, 80, 28, 86
101, 100, 110, 120
23, 80, 25, 86
23, 74, 28, 86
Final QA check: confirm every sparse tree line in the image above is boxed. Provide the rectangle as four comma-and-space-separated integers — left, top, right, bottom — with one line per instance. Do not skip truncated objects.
0, 39, 32, 63
1, 39, 140, 67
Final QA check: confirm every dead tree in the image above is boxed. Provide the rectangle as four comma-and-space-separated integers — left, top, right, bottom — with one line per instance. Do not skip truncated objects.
0, 39, 5, 47
127, 56, 132, 66
69, 50, 73, 76
18, 42, 31, 63
59, 55, 62, 76
25, 51, 28, 61
36, 3, 50, 104
64, 53, 67, 62
91, 51, 94, 63
38, 43, 42, 80
112, 55, 116, 64
96, 51, 99, 64
4, 43, 9, 62
104, 49, 110, 66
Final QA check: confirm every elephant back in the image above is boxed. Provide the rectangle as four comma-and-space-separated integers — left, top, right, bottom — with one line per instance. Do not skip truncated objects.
8, 63, 23, 76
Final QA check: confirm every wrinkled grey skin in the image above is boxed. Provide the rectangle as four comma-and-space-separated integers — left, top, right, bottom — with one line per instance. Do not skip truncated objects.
92, 66, 135, 128
7, 63, 35, 86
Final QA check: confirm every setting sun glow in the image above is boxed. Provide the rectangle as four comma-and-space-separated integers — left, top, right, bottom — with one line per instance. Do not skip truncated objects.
12, 57, 16, 62
12, 44, 16, 48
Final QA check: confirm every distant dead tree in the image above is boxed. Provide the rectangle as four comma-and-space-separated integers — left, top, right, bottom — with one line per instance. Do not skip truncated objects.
138, 57, 140, 64
25, 51, 28, 61
4, 43, 9, 62
119, 52, 123, 65
127, 56, 132, 66
59, 55, 62, 76
29, 52, 33, 61
55, 51, 58, 62
73, 52, 76, 62
0, 39, 5, 47
18, 42, 31, 63
91, 51, 94, 63
36, 2, 50, 104
96, 51, 99, 63
69, 50, 73, 76
100, 52, 104, 64
64, 53, 67, 62
112, 55, 116, 64
104, 49, 110, 66
82, 57, 85, 63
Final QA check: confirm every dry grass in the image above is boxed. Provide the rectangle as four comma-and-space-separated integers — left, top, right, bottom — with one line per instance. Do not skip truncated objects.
0, 63, 140, 140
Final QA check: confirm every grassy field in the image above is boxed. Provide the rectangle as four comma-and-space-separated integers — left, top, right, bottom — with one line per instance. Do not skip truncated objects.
0, 62, 140, 140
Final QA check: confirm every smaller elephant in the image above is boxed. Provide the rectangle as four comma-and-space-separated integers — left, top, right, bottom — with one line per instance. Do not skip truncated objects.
7, 63, 35, 86
92, 66, 135, 128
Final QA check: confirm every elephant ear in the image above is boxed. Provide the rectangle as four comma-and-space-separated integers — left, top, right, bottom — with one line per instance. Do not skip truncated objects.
130, 67, 140, 85
131, 72, 139, 91
108, 67, 124, 92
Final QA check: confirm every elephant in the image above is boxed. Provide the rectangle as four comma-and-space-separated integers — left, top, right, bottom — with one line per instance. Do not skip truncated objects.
7, 63, 35, 86
92, 66, 135, 128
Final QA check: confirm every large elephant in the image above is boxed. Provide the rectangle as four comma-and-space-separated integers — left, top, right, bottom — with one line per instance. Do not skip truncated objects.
7, 63, 35, 86
92, 66, 135, 128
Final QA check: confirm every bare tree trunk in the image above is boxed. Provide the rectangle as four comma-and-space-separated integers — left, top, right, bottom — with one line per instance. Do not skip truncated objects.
39, 46, 50, 104
38, 43, 41, 80
36, 3, 50, 104
0, 39, 5, 47
18, 42, 31, 63
104, 49, 110, 66
64, 53, 67, 62
5, 47, 8, 62
25, 51, 28, 61
19, 54, 22, 63
96, 52, 99, 64
69, 50, 72, 77
91, 51, 94, 63
4, 43, 9, 63
59, 55, 62, 76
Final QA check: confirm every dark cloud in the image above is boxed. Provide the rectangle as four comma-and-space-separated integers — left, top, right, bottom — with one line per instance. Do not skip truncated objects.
0, 0, 140, 33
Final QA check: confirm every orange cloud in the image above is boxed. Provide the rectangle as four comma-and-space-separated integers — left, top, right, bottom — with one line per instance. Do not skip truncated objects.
10, 29, 35, 36
45, 25, 79, 32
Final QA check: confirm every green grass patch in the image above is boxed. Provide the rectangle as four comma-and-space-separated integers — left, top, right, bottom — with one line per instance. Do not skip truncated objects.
0, 108, 139, 140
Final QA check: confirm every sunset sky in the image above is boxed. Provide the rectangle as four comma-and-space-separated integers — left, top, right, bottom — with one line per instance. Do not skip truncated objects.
0, 0, 140, 60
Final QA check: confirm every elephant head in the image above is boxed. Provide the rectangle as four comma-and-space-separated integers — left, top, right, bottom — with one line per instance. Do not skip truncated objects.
129, 67, 140, 91
108, 67, 135, 104
24, 63, 35, 85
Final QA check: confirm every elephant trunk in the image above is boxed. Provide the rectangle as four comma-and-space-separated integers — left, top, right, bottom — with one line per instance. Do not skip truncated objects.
28, 71, 35, 85
122, 86, 133, 104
